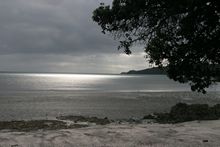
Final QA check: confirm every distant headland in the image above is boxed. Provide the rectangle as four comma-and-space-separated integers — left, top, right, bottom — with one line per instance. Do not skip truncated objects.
121, 67, 167, 75
121, 67, 220, 82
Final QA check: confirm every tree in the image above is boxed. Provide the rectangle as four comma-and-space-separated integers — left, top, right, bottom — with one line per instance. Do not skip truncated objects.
93, 0, 220, 93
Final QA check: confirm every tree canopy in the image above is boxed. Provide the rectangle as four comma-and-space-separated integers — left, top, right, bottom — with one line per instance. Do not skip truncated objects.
93, 0, 220, 93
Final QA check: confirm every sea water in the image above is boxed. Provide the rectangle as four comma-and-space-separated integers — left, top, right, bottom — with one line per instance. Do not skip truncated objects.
0, 73, 219, 120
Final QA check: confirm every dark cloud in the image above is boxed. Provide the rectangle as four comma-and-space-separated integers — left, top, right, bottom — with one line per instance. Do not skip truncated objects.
0, 0, 116, 55
0, 0, 148, 73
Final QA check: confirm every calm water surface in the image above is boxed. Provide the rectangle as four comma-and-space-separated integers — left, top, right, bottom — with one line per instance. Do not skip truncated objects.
0, 73, 219, 120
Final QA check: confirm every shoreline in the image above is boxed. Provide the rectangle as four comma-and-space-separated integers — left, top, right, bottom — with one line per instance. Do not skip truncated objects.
0, 103, 220, 146
1, 103, 220, 132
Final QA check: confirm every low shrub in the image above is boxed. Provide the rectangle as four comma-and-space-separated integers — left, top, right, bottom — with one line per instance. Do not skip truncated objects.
143, 103, 220, 123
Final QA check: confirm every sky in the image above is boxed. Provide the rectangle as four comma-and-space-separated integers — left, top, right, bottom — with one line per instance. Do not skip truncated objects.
0, 0, 149, 74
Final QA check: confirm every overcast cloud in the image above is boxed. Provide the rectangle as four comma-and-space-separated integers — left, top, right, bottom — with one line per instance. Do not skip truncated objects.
0, 0, 148, 73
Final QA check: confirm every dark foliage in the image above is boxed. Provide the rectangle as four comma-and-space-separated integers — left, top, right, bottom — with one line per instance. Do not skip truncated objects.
145, 103, 220, 123
93, 0, 220, 93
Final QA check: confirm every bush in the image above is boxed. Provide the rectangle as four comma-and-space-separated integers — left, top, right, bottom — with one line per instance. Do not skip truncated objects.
169, 103, 191, 123
212, 104, 220, 118
149, 103, 220, 123
189, 104, 213, 120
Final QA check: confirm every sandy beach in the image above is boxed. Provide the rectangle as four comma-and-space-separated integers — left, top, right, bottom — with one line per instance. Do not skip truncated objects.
0, 120, 220, 147
0, 0, 219, 146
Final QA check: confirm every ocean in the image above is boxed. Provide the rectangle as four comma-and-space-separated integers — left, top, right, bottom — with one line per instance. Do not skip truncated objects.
0, 73, 219, 121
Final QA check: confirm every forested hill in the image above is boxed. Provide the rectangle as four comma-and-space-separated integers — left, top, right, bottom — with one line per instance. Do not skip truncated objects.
121, 67, 167, 75
121, 66, 220, 82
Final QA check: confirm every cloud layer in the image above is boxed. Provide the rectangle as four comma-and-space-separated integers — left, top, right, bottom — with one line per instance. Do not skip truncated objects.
0, 0, 148, 73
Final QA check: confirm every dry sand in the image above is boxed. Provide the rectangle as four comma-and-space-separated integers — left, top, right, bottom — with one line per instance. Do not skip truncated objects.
0, 120, 220, 147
